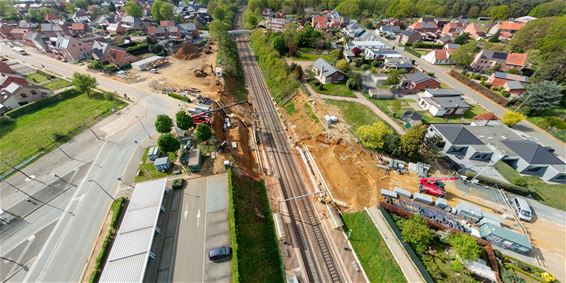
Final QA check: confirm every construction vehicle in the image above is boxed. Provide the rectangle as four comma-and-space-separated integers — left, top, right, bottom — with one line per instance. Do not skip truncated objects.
190, 100, 249, 126
194, 64, 214, 77
418, 177, 460, 198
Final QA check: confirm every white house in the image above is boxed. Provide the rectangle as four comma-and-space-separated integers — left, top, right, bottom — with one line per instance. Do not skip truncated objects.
417, 88, 471, 116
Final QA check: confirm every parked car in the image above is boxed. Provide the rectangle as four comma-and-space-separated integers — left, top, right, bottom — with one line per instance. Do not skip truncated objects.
208, 246, 232, 262
149, 68, 159, 73
512, 197, 532, 222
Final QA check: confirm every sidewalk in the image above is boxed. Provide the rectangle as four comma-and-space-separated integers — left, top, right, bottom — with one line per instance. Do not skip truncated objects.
366, 207, 424, 283
304, 83, 406, 134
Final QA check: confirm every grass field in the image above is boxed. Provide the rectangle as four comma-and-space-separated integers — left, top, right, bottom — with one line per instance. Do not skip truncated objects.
293, 47, 338, 62
311, 82, 355, 98
231, 173, 284, 283
41, 78, 72, 91
527, 109, 566, 142
0, 91, 124, 175
342, 212, 406, 283
494, 161, 566, 211
326, 100, 383, 130
25, 71, 51, 83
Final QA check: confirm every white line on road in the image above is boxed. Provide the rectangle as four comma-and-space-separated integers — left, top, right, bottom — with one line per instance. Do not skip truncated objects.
184, 203, 189, 220
197, 209, 201, 227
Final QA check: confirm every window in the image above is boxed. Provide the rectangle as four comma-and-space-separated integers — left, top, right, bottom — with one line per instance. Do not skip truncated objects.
20, 93, 28, 98
31, 90, 37, 95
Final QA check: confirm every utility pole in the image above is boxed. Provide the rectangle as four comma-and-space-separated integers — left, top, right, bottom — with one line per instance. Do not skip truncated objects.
54, 143, 72, 159
87, 126, 101, 140
117, 177, 135, 188
88, 180, 116, 201
136, 116, 151, 138
1, 160, 34, 180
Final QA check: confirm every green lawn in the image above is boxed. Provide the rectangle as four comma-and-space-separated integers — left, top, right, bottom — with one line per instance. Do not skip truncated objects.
367, 98, 413, 119
231, 172, 284, 283
41, 78, 72, 91
293, 47, 338, 62
494, 161, 566, 211
0, 91, 124, 175
527, 109, 566, 142
135, 147, 172, 182
311, 82, 355, 98
326, 100, 383, 130
25, 71, 51, 83
421, 105, 488, 124
342, 212, 406, 283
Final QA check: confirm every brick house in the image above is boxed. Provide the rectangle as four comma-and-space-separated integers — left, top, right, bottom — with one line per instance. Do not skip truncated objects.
312, 58, 347, 84
400, 71, 440, 92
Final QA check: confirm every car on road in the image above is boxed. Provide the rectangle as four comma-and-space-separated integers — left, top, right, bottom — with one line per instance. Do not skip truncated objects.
512, 197, 533, 222
208, 246, 231, 262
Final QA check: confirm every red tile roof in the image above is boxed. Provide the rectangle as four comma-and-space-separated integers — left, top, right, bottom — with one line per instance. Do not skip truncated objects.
311, 15, 327, 29
45, 13, 59, 21
505, 53, 528, 67
499, 21, 524, 31
464, 23, 485, 38
0, 61, 15, 74
160, 20, 175, 27
71, 23, 86, 31
434, 49, 448, 60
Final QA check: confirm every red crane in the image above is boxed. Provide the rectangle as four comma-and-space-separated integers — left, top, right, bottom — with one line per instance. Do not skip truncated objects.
418, 176, 459, 198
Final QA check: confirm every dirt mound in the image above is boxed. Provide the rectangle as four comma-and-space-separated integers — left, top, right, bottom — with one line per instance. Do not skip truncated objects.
175, 42, 202, 60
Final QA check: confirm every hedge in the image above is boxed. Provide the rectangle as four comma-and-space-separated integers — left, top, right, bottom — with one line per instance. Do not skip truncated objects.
450, 70, 509, 106
125, 43, 149, 55
404, 47, 422, 58
6, 89, 79, 119
88, 197, 126, 283
227, 169, 239, 283
168, 92, 190, 102
405, 42, 444, 49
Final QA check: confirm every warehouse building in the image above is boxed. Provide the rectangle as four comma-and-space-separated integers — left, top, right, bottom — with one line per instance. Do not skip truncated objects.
479, 223, 532, 254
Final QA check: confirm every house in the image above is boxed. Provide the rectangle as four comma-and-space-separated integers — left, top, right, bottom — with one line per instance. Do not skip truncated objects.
103, 47, 139, 67
10, 28, 30, 41
0, 24, 15, 40
441, 21, 465, 36
73, 8, 90, 23
400, 71, 440, 92
270, 18, 289, 32
379, 24, 401, 35
147, 25, 166, 38
44, 13, 60, 22
121, 15, 141, 29
0, 73, 52, 113
312, 15, 328, 30
480, 223, 532, 254
343, 22, 365, 38
488, 21, 525, 41
71, 23, 87, 35
395, 30, 421, 45
426, 121, 566, 184
503, 80, 526, 97
502, 53, 528, 71
383, 58, 414, 70
470, 50, 508, 72
93, 15, 115, 27
408, 21, 438, 33
153, 157, 171, 171
417, 88, 471, 116
422, 49, 452, 65
53, 36, 93, 62
356, 31, 377, 42
312, 58, 347, 84
364, 48, 402, 61
347, 40, 387, 50
178, 23, 198, 38
464, 23, 485, 39
0, 62, 15, 74
513, 16, 537, 24
488, 72, 529, 88
24, 32, 49, 52
107, 22, 126, 35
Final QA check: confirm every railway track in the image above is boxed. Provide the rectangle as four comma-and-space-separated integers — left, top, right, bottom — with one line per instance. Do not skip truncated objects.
234, 34, 343, 283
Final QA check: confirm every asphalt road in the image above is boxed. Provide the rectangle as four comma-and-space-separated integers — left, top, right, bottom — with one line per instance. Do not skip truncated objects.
0, 44, 179, 282
172, 174, 231, 283
378, 37, 566, 160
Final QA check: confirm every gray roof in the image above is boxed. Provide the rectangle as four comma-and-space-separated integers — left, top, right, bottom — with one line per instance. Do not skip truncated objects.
493, 72, 529, 83
502, 140, 564, 165
505, 80, 524, 90
422, 96, 471, 109
425, 88, 463, 97
403, 71, 434, 84
380, 25, 401, 32
432, 124, 483, 144
480, 50, 508, 61
479, 223, 532, 249
99, 178, 167, 283
401, 110, 422, 121
154, 156, 169, 166
313, 58, 344, 77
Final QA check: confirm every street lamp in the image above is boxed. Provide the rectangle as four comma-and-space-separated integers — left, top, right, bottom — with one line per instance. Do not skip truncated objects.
135, 116, 151, 138
117, 177, 135, 188
88, 180, 116, 201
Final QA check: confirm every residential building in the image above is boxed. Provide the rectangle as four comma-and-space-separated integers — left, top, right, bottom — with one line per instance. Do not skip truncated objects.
0, 23, 15, 40
400, 71, 440, 92
408, 20, 438, 33
441, 21, 465, 36
470, 50, 508, 72
312, 58, 347, 84
488, 72, 529, 88
383, 58, 413, 70
72, 8, 90, 23
400, 111, 423, 128
395, 30, 421, 44
364, 48, 402, 61
513, 16, 537, 24
503, 80, 526, 97
488, 21, 525, 41
417, 88, 471, 116
422, 49, 452, 65
347, 40, 386, 50
378, 24, 401, 35
0, 73, 52, 113
502, 53, 528, 71
311, 15, 328, 30
270, 18, 289, 32
178, 23, 198, 38
343, 22, 365, 38
426, 121, 566, 184
52, 36, 93, 62
107, 22, 126, 35
464, 23, 485, 39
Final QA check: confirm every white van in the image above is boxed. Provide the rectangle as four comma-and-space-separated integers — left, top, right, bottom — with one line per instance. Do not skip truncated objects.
512, 197, 532, 222
12, 47, 27, 55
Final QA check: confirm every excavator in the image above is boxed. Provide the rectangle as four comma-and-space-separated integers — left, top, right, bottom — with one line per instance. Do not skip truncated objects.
418, 176, 460, 198
190, 100, 248, 125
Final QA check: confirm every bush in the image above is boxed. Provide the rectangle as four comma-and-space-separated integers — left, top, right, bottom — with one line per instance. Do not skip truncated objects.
370, 60, 380, 68
102, 92, 114, 101
404, 47, 422, 58
472, 73, 483, 80
512, 176, 528, 187
361, 64, 370, 70
168, 92, 190, 102
172, 178, 184, 189
0, 115, 14, 126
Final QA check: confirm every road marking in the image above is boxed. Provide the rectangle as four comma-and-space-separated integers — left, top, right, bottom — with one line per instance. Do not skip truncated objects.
23, 141, 107, 282
197, 209, 201, 227
184, 203, 188, 220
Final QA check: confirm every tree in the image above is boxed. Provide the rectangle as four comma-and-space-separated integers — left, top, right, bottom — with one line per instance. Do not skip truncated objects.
400, 215, 434, 254
159, 2, 175, 20
283, 23, 299, 56
400, 124, 427, 157
501, 111, 526, 127
351, 47, 362, 57
209, 20, 228, 42
447, 233, 481, 261
346, 76, 362, 90
488, 5, 510, 20
213, 7, 225, 21
356, 122, 393, 150
271, 34, 287, 55
88, 60, 104, 70
298, 25, 316, 47
524, 80, 564, 114
454, 32, 469, 45
72, 73, 97, 96
176, 111, 194, 130
155, 114, 173, 133
75, 0, 87, 9
421, 135, 444, 160
529, 0, 566, 17
532, 54, 566, 84
488, 30, 500, 43
335, 59, 350, 73
28, 9, 43, 23
124, 0, 143, 17
385, 69, 401, 85
194, 124, 213, 141
452, 41, 477, 67
158, 133, 180, 153
336, 0, 362, 17
383, 134, 401, 157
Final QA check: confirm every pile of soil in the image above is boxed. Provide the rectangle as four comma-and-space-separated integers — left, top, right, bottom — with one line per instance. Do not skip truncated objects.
175, 42, 201, 60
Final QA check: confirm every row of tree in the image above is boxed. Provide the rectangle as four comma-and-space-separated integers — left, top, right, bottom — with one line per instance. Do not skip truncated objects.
154, 113, 213, 153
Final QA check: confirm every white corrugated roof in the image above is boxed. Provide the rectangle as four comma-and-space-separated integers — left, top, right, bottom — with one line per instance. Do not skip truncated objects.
99, 178, 167, 283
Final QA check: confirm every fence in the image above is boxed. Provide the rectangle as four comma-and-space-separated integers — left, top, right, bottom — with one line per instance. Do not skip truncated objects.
378, 206, 435, 283
449, 70, 509, 107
